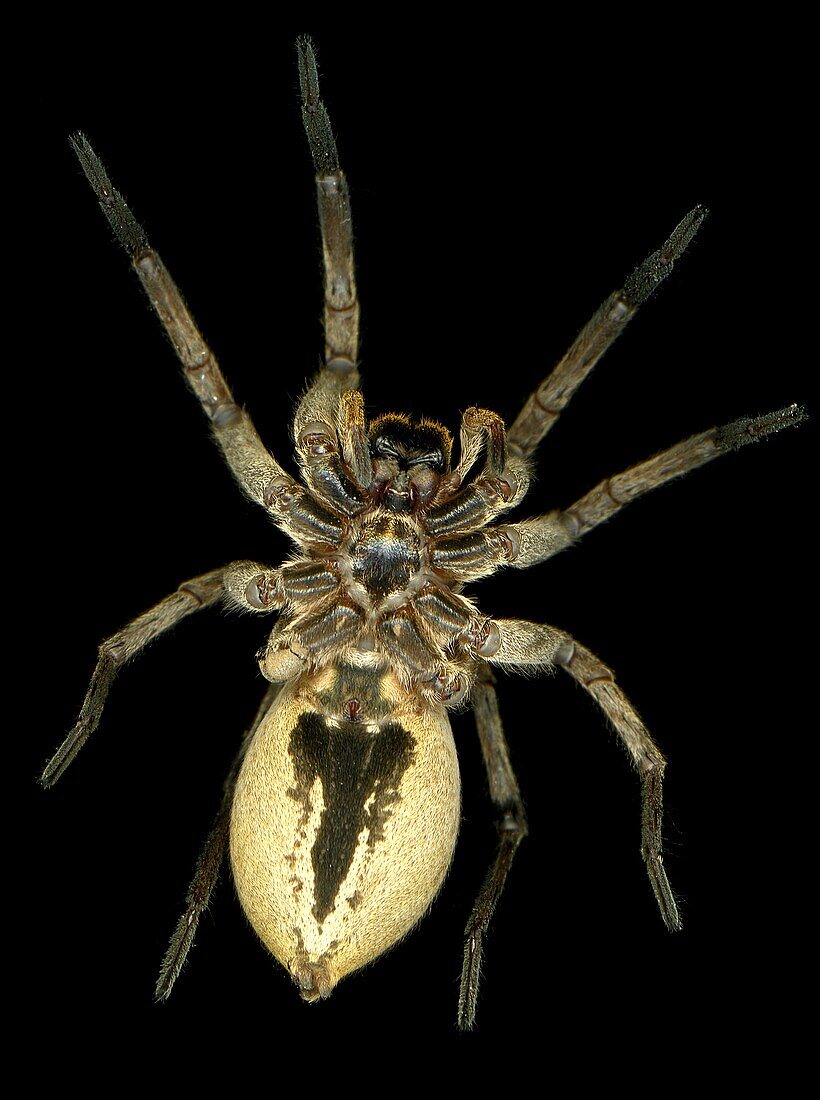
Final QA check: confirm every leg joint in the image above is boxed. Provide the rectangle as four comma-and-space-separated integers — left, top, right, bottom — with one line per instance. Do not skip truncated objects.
497, 802, 528, 840
584, 671, 614, 687
178, 580, 214, 606
96, 641, 123, 669
325, 356, 357, 373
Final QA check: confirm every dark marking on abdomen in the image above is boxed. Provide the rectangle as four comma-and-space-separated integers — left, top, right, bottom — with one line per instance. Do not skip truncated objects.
287, 714, 415, 924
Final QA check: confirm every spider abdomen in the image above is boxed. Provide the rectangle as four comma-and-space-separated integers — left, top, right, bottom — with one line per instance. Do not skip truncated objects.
229, 671, 460, 1000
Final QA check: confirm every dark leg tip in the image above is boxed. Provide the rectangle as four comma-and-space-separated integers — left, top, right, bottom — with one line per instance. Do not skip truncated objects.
716, 403, 808, 452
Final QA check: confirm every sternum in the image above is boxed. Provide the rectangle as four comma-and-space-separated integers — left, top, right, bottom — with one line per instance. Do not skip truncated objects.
338, 510, 429, 610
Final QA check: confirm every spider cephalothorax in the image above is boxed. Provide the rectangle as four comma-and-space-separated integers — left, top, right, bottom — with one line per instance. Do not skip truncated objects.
253, 401, 515, 710
43, 37, 804, 1030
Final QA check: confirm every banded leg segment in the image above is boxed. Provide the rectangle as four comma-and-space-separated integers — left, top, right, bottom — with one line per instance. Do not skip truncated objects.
297, 36, 360, 375
40, 568, 228, 787
460, 667, 528, 1031
504, 403, 807, 570
69, 134, 296, 510
556, 640, 681, 932
155, 683, 281, 1000
486, 621, 681, 932
508, 205, 707, 459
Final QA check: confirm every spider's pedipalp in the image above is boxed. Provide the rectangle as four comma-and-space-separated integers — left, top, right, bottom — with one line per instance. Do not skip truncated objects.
337, 391, 373, 488
423, 407, 530, 536
508, 205, 708, 460
438, 407, 509, 498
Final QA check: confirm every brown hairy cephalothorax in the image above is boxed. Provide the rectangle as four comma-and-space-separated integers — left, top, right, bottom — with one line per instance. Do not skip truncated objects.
41, 37, 805, 1030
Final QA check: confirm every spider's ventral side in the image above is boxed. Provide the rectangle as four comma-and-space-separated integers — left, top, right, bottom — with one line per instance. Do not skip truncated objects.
43, 38, 806, 1031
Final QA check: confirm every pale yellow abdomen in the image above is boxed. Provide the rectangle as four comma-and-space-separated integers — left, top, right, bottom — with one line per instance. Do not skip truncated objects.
229, 678, 461, 999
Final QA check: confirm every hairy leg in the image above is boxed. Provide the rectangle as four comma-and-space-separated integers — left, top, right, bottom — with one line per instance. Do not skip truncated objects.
429, 403, 806, 579
297, 36, 360, 373
508, 206, 707, 459
487, 620, 680, 931
441, 407, 509, 496
155, 683, 281, 1000
70, 134, 296, 512
72, 132, 372, 540
556, 639, 680, 931
41, 568, 228, 786
459, 667, 528, 1031
504, 403, 807, 569
293, 36, 361, 451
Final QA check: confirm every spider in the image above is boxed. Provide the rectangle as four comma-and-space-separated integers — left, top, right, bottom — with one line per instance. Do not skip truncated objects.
41, 37, 805, 1030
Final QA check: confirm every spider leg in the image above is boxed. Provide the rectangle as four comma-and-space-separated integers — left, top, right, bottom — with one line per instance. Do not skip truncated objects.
292, 39, 365, 493
503, 403, 807, 570
155, 683, 281, 1001
290, 39, 369, 503
459, 666, 528, 1031
429, 403, 806, 580
69, 134, 298, 513
297, 36, 360, 377
556, 639, 680, 931
40, 567, 229, 786
71, 134, 369, 544
486, 620, 681, 932
508, 206, 707, 460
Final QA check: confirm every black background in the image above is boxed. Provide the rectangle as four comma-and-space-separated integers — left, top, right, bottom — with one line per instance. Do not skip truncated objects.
17, 13, 813, 1072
